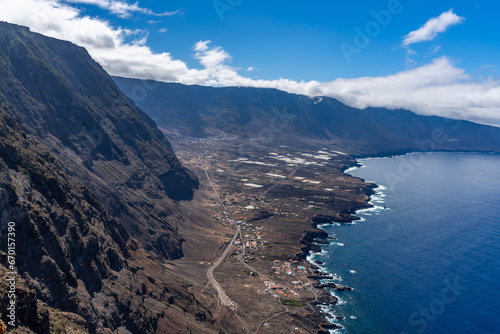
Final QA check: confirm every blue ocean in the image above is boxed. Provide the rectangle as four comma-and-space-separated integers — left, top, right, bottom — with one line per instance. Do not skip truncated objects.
309, 152, 500, 334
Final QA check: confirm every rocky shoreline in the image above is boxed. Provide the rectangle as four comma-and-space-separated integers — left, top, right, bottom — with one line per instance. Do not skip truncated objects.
172, 138, 380, 333
299, 185, 376, 331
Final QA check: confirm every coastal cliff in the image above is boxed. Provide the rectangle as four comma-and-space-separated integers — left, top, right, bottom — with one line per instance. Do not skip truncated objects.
0, 22, 198, 259
0, 22, 219, 333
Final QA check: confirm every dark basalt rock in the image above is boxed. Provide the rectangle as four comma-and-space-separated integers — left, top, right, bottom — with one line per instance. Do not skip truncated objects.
307, 275, 334, 280
0, 22, 214, 334
312, 213, 360, 225
297, 227, 331, 259
313, 283, 352, 291
312, 293, 339, 306
247, 210, 273, 222
314, 238, 330, 245
0, 22, 198, 260
321, 322, 344, 330
316, 330, 330, 334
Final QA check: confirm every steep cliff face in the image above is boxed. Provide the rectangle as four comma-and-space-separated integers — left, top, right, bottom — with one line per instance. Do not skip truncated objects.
0, 22, 198, 260
0, 109, 215, 333
0, 108, 125, 331
0, 22, 219, 333
113, 77, 500, 155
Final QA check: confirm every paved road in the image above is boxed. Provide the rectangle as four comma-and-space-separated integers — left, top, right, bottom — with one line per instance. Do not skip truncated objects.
199, 155, 313, 311
199, 156, 237, 307
236, 227, 286, 286
258, 164, 303, 199
206, 227, 239, 306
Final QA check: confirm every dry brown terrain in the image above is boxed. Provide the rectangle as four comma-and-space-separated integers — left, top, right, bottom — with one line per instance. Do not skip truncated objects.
170, 137, 375, 333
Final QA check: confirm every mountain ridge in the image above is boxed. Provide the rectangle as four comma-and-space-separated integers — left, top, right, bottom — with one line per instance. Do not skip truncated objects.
0, 21, 223, 334
113, 76, 500, 156
2, 20, 499, 334
0, 22, 199, 259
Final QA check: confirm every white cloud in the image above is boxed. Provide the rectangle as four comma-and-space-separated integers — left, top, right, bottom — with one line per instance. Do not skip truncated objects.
194, 40, 210, 52
64, 0, 182, 19
194, 40, 230, 68
0, 0, 499, 127
403, 9, 465, 46
131, 32, 148, 46
0, 0, 193, 81
158, 27, 167, 33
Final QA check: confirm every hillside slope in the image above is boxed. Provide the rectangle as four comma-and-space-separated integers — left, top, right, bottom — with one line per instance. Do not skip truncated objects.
113, 77, 500, 155
0, 22, 199, 259
0, 108, 216, 333
0, 22, 221, 333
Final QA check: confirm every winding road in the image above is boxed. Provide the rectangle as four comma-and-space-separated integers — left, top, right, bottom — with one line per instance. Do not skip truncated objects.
199, 155, 317, 317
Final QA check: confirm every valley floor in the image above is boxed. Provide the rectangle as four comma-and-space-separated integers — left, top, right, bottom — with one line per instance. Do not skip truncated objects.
169, 137, 374, 333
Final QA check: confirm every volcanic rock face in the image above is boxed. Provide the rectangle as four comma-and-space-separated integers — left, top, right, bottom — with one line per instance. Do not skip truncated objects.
0, 108, 125, 331
0, 21, 198, 259
0, 109, 215, 333
0, 22, 213, 333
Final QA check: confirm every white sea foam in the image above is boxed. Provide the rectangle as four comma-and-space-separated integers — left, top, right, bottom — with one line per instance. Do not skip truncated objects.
311, 249, 329, 256
308, 164, 392, 333
336, 298, 346, 305
310, 265, 348, 333
322, 275, 342, 282
318, 305, 345, 333
357, 205, 385, 216
356, 185, 389, 216
319, 305, 333, 313
344, 166, 359, 174
329, 329, 345, 334
371, 193, 386, 202
317, 266, 332, 274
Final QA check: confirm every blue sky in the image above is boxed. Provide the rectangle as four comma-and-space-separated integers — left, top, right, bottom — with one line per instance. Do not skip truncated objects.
74, 0, 499, 81
1, 0, 500, 126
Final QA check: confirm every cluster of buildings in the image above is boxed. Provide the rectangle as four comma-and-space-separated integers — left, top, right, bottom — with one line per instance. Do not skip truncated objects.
271, 259, 303, 276
262, 281, 300, 298
243, 225, 267, 257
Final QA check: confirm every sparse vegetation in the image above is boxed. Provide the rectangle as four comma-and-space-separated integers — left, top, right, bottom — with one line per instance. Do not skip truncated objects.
279, 298, 302, 307
242, 270, 257, 276
53, 320, 67, 334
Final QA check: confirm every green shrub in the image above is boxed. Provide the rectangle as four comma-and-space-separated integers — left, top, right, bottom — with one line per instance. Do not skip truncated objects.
279, 298, 302, 307
53, 320, 67, 334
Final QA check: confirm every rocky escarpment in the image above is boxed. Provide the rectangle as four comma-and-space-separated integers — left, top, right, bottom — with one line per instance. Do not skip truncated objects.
0, 22, 220, 333
0, 261, 88, 334
0, 109, 122, 331
0, 22, 198, 260
0, 107, 216, 333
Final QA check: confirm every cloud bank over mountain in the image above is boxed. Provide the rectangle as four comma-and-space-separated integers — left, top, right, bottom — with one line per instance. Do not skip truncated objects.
1, 0, 499, 126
